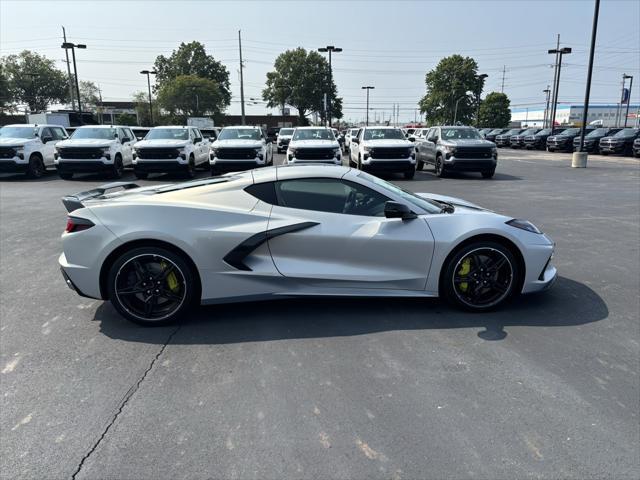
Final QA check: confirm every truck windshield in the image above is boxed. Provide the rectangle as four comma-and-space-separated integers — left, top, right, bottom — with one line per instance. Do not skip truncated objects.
521, 129, 538, 135
219, 128, 261, 140
557, 128, 580, 136
0, 127, 37, 138
71, 128, 116, 140
279, 129, 294, 136
292, 129, 334, 140
146, 129, 189, 140
613, 128, 639, 138
535, 129, 552, 136
363, 129, 405, 140
441, 128, 482, 140
586, 128, 608, 137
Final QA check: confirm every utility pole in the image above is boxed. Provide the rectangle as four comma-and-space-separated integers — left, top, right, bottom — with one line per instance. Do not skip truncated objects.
362, 86, 374, 126
548, 45, 572, 132
543, 86, 551, 129
623, 74, 633, 128
62, 41, 87, 124
501, 65, 506, 93
97, 85, 103, 124
238, 30, 245, 125
62, 26, 75, 110
140, 69, 157, 126
318, 46, 342, 128
549, 34, 561, 132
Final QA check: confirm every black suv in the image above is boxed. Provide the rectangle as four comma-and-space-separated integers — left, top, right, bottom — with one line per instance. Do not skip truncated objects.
510, 128, 540, 148
484, 128, 508, 142
599, 128, 640, 156
523, 128, 565, 150
495, 128, 524, 147
572, 127, 621, 153
547, 127, 594, 152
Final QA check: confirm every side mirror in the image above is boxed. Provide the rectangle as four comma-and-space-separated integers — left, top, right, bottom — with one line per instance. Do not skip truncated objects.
352, 138, 359, 144
41, 136, 53, 143
194, 137, 201, 143
408, 137, 415, 142
121, 137, 130, 144
384, 201, 417, 220
432, 137, 439, 143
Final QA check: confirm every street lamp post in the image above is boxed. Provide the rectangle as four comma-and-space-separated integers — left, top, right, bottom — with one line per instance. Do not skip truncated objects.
543, 87, 551, 128
318, 46, 342, 128
475, 73, 488, 127
623, 74, 633, 128
362, 86, 374, 126
61, 42, 86, 123
453, 92, 472, 125
547, 46, 572, 132
140, 70, 157, 126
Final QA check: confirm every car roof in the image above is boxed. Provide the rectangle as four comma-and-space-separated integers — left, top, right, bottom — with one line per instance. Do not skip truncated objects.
3, 124, 66, 128
222, 125, 261, 129
362, 125, 402, 129
76, 125, 126, 129
295, 126, 330, 130
151, 125, 190, 129
252, 164, 351, 183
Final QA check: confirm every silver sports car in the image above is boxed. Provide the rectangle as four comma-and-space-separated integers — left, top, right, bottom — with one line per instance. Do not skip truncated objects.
59, 165, 556, 325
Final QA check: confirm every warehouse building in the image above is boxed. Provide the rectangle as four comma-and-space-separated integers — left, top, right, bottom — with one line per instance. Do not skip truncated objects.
511, 104, 640, 128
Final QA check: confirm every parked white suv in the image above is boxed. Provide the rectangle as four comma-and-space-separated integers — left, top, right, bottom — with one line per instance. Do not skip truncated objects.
286, 127, 341, 165
349, 126, 416, 179
210, 126, 273, 174
276, 127, 294, 153
132, 126, 209, 179
0, 124, 68, 178
344, 128, 359, 153
55, 125, 136, 179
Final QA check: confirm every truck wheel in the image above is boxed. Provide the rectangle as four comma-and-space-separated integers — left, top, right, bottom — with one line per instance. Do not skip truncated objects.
26, 154, 45, 179
185, 156, 195, 178
110, 155, 124, 179
417, 160, 424, 171
357, 155, 362, 170
435, 155, 447, 178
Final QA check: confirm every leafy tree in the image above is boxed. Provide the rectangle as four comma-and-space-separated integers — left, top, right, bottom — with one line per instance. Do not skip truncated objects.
418, 55, 485, 125
0, 65, 9, 114
79, 80, 100, 110
153, 41, 230, 110
116, 113, 138, 126
132, 91, 157, 126
1, 50, 69, 113
477, 92, 511, 128
262, 48, 342, 125
156, 75, 224, 119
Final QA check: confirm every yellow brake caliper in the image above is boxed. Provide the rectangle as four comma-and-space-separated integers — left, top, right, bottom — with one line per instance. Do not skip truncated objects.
457, 257, 471, 292
160, 261, 180, 293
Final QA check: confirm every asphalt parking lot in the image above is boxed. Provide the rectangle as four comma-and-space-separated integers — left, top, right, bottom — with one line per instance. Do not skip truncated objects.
1, 148, 639, 479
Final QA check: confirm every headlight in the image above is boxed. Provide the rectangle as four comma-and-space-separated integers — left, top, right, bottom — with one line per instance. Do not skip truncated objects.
15, 146, 24, 154
363, 146, 373, 153
288, 148, 297, 155
100, 147, 110, 155
332, 148, 340, 155
444, 145, 456, 153
491, 147, 498, 154
506, 219, 542, 234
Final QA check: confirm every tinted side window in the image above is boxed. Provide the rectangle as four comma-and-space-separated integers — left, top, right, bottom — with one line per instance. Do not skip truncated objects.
41, 127, 52, 140
245, 182, 277, 204
51, 127, 67, 140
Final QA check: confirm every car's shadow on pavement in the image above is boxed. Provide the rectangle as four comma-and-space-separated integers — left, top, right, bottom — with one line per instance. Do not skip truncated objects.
94, 276, 608, 344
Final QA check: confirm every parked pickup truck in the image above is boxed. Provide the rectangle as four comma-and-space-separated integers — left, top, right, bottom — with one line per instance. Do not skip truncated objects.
633, 137, 640, 157
599, 128, 640, 156
572, 127, 621, 153
523, 128, 565, 150
132, 126, 209, 178
414, 125, 497, 178
210, 125, 273, 174
547, 127, 594, 152
286, 127, 341, 166
0, 123, 69, 178
510, 128, 540, 148
350, 126, 416, 179
276, 127, 294, 153
55, 125, 137, 179
494, 128, 524, 147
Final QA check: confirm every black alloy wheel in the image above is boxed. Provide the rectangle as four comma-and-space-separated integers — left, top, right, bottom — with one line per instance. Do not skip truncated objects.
27, 155, 46, 178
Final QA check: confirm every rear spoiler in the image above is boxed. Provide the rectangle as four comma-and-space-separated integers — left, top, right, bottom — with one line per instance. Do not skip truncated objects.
62, 181, 140, 213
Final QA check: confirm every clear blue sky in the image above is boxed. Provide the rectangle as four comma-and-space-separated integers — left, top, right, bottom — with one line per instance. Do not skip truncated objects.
1, 0, 638, 123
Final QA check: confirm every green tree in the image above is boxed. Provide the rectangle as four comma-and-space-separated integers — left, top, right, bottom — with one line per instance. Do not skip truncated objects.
477, 92, 511, 128
1, 50, 69, 113
153, 41, 230, 109
156, 75, 224, 119
418, 55, 485, 125
116, 113, 138, 126
79, 80, 100, 110
262, 48, 342, 125
0, 65, 9, 114
132, 91, 157, 126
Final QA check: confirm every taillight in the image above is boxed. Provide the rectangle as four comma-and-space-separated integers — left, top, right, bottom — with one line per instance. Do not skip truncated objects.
65, 216, 94, 233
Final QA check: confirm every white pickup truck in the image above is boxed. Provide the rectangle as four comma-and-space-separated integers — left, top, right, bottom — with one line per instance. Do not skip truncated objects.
132, 126, 209, 178
349, 126, 416, 179
0, 124, 69, 178
209, 126, 273, 174
55, 125, 137, 179
286, 127, 341, 165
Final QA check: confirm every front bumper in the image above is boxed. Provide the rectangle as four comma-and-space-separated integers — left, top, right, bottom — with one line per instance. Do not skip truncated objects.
56, 159, 114, 173
547, 141, 572, 151
443, 156, 497, 172
133, 159, 189, 173
0, 159, 29, 173
287, 156, 341, 165
599, 143, 625, 154
361, 158, 415, 171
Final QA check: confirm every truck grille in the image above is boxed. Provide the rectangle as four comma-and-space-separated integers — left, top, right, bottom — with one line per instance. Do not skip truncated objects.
295, 148, 335, 160
137, 148, 180, 159
58, 148, 104, 159
370, 147, 411, 159
455, 147, 493, 159
0, 147, 16, 158
216, 148, 257, 160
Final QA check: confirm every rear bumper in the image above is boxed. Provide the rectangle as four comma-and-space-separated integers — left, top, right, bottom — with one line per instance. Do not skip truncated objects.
0, 159, 29, 173
59, 252, 102, 299
56, 160, 113, 173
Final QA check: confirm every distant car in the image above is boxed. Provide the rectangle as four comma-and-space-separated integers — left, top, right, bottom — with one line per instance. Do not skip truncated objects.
633, 137, 640, 157
131, 127, 151, 141
210, 125, 274, 174
344, 128, 359, 153
523, 128, 566, 150
332, 128, 345, 149
494, 128, 524, 148
547, 127, 594, 152
484, 128, 508, 143
132, 126, 210, 179
55, 125, 137, 179
478, 128, 493, 138
276, 127, 295, 153
349, 126, 416, 179
510, 128, 540, 148
599, 128, 640, 156
286, 126, 341, 165
414, 126, 497, 178
59, 165, 556, 325
572, 127, 622, 154
200, 127, 221, 141
0, 123, 69, 178
266, 127, 280, 144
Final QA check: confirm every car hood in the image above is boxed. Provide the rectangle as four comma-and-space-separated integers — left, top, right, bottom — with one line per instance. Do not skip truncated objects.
361, 139, 413, 147
289, 140, 339, 148
0, 138, 37, 147
441, 139, 495, 147
415, 192, 487, 211
57, 139, 114, 148
135, 140, 189, 148
213, 139, 262, 148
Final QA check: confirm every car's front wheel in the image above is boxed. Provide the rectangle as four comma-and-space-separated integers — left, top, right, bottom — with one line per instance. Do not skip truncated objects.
434, 155, 447, 177
110, 155, 124, 179
26, 154, 46, 178
107, 246, 196, 326
442, 241, 519, 311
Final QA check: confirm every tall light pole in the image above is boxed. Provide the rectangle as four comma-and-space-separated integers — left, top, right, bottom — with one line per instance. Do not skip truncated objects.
140, 69, 157, 126
453, 91, 472, 124
61, 41, 86, 123
623, 74, 633, 128
543, 87, 551, 128
475, 73, 488, 127
547, 46, 571, 131
318, 45, 342, 127
362, 86, 374, 126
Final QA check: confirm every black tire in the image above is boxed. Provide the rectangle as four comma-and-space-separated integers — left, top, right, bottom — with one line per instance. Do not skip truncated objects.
441, 241, 520, 312
357, 155, 362, 170
110, 155, 124, 179
134, 171, 148, 180
26, 154, 45, 179
481, 169, 495, 179
107, 246, 197, 326
59, 172, 74, 180
185, 156, 195, 178
434, 155, 447, 177
403, 169, 415, 180
416, 160, 424, 171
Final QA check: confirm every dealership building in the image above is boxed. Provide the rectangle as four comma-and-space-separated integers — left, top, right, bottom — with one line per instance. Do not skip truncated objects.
511, 103, 640, 128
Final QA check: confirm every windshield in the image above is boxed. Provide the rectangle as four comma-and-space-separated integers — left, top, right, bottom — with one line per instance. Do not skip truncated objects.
71, 128, 116, 140
441, 128, 482, 140
557, 128, 580, 136
504, 129, 521, 135
521, 128, 538, 135
292, 128, 334, 141
218, 128, 262, 140
535, 129, 552, 136
357, 171, 442, 214
489, 129, 503, 134
613, 128, 639, 138
146, 128, 189, 140
363, 128, 406, 140
0, 126, 38, 138
279, 128, 294, 136
586, 128, 608, 137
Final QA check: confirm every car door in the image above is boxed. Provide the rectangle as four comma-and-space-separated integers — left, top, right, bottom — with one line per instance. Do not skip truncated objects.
117, 128, 134, 165
38, 127, 57, 165
424, 128, 439, 164
46, 127, 68, 166
261, 130, 270, 163
350, 128, 362, 162
266, 177, 433, 290
413, 128, 428, 162
191, 128, 205, 164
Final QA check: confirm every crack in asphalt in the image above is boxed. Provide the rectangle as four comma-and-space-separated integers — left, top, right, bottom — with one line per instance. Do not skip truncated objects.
70, 326, 180, 480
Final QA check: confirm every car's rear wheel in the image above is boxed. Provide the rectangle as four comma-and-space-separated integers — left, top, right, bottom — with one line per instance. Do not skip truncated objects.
442, 242, 519, 311
107, 247, 196, 326
26, 154, 45, 178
